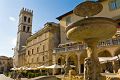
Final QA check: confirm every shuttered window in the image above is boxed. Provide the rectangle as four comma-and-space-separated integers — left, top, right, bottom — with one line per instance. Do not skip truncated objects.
109, 0, 120, 10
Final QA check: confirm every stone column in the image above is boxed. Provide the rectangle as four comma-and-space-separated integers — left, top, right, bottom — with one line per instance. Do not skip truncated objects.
84, 39, 101, 80
77, 54, 81, 74
65, 55, 68, 65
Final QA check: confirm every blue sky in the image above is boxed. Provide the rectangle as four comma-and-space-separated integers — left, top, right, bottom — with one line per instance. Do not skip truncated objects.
0, 0, 83, 57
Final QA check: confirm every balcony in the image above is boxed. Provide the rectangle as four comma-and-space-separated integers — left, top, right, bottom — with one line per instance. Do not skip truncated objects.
53, 38, 120, 53
53, 44, 86, 53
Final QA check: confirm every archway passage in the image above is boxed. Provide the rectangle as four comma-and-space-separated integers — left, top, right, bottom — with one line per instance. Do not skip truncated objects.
57, 56, 65, 74
57, 56, 65, 65
98, 50, 113, 73
67, 54, 78, 72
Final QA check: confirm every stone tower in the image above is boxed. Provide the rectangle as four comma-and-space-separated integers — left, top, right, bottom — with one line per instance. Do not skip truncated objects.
16, 8, 33, 51
14, 8, 33, 67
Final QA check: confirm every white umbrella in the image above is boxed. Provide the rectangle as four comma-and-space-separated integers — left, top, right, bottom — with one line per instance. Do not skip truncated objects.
26, 67, 32, 70
37, 65, 47, 69
46, 64, 63, 69
10, 67, 17, 70
70, 65, 76, 67
99, 56, 118, 64
46, 64, 63, 75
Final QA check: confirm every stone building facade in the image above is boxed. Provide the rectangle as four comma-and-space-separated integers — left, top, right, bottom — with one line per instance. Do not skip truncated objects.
0, 56, 13, 73
14, 0, 120, 74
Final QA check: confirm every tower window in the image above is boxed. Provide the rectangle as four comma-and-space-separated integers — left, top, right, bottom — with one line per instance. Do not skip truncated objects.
28, 50, 30, 55
23, 26, 26, 31
43, 56, 45, 61
28, 18, 30, 23
24, 16, 27, 22
32, 49, 34, 54
27, 27, 30, 32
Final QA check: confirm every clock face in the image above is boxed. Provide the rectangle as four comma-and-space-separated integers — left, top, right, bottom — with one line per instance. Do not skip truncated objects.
73, 1, 103, 17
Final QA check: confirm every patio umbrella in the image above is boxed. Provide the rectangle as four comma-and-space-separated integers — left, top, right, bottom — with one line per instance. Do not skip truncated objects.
99, 56, 118, 64
46, 64, 63, 69
70, 65, 76, 68
46, 64, 63, 75
37, 65, 47, 69
11, 67, 17, 70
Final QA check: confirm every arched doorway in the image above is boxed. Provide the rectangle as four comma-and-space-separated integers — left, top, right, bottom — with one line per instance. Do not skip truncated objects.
57, 56, 65, 74
57, 56, 65, 65
98, 50, 113, 73
67, 54, 78, 71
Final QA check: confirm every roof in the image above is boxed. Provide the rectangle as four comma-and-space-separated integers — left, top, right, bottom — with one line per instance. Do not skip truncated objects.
56, 0, 105, 20
27, 22, 59, 42
0, 56, 9, 60
56, 10, 73, 20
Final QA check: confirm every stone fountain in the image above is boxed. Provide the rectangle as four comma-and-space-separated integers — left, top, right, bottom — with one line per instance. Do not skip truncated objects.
66, 1, 117, 80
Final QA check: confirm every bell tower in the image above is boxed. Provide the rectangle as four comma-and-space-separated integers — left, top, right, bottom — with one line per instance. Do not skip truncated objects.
16, 8, 33, 51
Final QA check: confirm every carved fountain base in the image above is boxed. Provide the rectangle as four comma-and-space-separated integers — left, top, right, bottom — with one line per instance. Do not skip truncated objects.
84, 39, 101, 80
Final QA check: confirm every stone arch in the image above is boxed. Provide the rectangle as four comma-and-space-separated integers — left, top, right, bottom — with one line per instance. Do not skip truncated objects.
98, 50, 113, 73
114, 48, 120, 56
57, 56, 65, 65
80, 51, 87, 64
67, 53, 78, 71
98, 50, 112, 57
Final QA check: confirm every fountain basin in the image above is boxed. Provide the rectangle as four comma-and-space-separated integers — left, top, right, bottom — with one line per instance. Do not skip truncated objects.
66, 17, 117, 42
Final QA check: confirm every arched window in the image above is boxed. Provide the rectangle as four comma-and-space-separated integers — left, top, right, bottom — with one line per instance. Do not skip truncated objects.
37, 57, 39, 62
23, 26, 26, 31
28, 18, 30, 23
43, 56, 45, 61
27, 27, 30, 32
24, 16, 27, 22
58, 58, 61, 65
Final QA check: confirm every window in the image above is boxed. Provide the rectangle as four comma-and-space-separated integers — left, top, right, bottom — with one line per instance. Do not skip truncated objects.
24, 16, 27, 22
112, 39, 118, 45
43, 56, 45, 61
28, 18, 30, 23
27, 27, 30, 32
66, 16, 72, 26
31, 58, 33, 63
109, 0, 120, 10
37, 47, 39, 52
23, 26, 26, 31
32, 49, 34, 54
28, 50, 30, 55
43, 45, 45, 51
37, 57, 39, 62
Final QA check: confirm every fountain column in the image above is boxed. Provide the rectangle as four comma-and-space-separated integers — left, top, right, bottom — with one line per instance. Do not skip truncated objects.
84, 39, 101, 80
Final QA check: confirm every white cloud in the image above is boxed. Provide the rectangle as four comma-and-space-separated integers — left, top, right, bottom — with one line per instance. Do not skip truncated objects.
9, 16, 16, 22
11, 37, 17, 46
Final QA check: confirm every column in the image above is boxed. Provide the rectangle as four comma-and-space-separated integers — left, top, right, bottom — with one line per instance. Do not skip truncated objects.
84, 39, 101, 80
65, 54, 68, 65
77, 54, 81, 74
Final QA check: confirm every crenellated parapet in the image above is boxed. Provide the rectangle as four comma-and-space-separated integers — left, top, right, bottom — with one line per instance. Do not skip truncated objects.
20, 7, 33, 16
